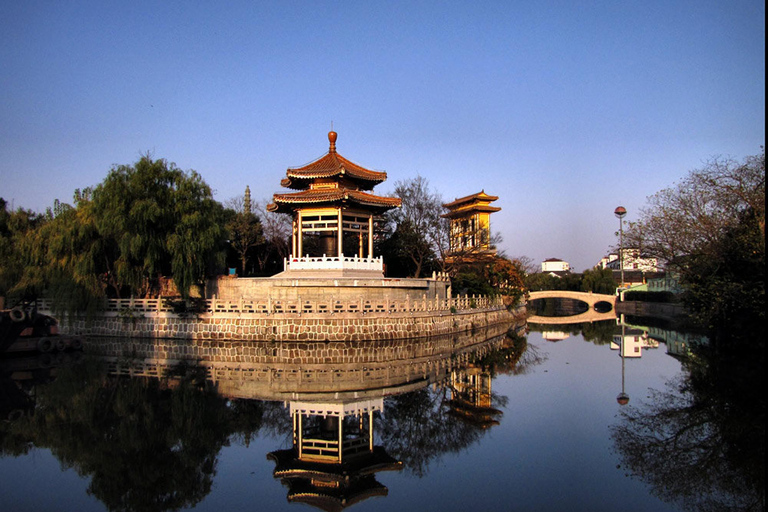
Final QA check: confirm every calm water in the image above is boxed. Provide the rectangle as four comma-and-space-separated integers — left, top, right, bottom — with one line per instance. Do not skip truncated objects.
0, 321, 737, 512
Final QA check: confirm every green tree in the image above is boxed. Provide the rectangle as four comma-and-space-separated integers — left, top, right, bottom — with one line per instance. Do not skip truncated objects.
580, 267, 617, 294
452, 256, 527, 303
682, 208, 765, 331
224, 190, 264, 276
7, 156, 227, 313
0, 198, 46, 303
92, 156, 226, 299
378, 218, 439, 278
526, 271, 582, 292
7, 192, 113, 318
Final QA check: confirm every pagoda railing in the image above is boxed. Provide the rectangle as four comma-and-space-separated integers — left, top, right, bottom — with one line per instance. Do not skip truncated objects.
283, 254, 383, 272
36, 294, 504, 317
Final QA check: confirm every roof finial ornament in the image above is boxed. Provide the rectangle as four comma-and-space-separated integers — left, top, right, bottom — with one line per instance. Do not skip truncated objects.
328, 123, 337, 153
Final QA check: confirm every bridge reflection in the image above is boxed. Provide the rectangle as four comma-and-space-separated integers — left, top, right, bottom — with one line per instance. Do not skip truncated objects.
526, 290, 618, 324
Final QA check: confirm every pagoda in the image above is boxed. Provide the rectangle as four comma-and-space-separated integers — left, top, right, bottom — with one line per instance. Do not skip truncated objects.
268, 131, 401, 277
441, 191, 500, 261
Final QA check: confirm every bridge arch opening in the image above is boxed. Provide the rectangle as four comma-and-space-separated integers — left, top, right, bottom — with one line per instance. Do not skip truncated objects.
528, 297, 589, 318
593, 301, 614, 313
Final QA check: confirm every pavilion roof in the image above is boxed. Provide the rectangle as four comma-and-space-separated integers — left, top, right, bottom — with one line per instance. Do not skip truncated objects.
441, 204, 501, 219
267, 188, 402, 214
281, 131, 388, 191
442, 190, 499, 209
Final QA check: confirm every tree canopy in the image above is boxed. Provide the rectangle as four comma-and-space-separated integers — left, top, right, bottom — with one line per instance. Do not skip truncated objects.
92, 156, 226, 299
223, 190, 264, 276
382, 176, 446, 278
624, 149, 765, 329
625, 149, 764, 266
4, 156, 228, 313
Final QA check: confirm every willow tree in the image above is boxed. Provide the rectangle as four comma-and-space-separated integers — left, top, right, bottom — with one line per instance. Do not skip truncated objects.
92, 156, 227, 299
0, 198, 46, 303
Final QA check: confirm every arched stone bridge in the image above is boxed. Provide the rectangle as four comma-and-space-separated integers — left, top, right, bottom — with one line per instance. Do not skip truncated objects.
526, 290, 618, 325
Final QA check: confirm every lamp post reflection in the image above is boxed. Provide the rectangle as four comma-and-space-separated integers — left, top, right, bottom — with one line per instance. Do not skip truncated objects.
616, 321, 629, 406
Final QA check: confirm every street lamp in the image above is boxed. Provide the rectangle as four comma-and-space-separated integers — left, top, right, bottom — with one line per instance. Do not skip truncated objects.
614, 206, 627, 289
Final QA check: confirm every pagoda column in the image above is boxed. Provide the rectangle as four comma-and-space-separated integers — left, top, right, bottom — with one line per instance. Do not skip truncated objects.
368, 215, 374, 258
337, 208, 343, 257
297, 211, 303, 257
368, 410, 374, 451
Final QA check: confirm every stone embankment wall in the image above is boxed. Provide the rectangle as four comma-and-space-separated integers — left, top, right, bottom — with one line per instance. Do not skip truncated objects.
206, 274, 451, 302
616, 300, 686, 319
59, 306, 513, 342
86, 319, 523, 399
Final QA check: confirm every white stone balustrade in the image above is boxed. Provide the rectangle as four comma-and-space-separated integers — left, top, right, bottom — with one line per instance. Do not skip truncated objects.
37, 293, 503, 317
283, 254, 384, 272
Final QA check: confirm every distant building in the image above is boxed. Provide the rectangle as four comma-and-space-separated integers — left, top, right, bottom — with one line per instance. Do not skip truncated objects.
442, 191, 500, 262
647, 272, 682, 294
598, 249, 659, 272
541, 258, 570, 276
542, 331, 571, 342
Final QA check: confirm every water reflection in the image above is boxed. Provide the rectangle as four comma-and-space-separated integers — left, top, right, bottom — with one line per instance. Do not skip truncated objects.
1, 322, 528, 511
609, 320, 765, 511
2, 315, 761, 511
269, 398, 401, 510
0, 357, 234, 511
527, 315, 764, 511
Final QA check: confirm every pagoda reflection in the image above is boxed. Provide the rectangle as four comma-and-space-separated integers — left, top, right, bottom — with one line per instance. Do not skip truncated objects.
79, 321, 521, 510
448, 366, 502, 427
268, 398, 402, 511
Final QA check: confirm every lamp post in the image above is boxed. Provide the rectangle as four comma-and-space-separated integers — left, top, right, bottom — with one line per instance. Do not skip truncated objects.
614, 206, 627, 289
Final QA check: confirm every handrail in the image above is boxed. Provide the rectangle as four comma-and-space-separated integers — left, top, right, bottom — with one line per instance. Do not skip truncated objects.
36, 293, 504, 316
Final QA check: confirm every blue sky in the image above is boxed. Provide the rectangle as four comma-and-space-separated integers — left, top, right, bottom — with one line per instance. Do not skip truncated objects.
1, 1, 764, 270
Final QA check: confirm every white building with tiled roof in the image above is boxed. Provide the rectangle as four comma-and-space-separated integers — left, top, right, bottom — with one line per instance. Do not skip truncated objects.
541, 258, 570, 274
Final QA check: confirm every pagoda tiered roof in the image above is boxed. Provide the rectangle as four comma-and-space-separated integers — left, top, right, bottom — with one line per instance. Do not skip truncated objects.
441, 190, 501, 219
280, 131, 388, 191
268, 131, 401, 215
269, 189, 401, 214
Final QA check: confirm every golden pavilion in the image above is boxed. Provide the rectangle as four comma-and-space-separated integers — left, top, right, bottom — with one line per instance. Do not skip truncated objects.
441, 191, 500, 260
268, 131, 401, 277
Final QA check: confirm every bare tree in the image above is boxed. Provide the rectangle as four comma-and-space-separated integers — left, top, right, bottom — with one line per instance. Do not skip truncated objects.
225, 192, 263, 275
386, 176, 447, 277
625, 149, 765, 267
254, 199, 292, 270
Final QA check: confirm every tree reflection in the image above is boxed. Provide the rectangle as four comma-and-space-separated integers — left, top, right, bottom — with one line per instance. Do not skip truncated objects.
611, 332, 765, 511
0, 331, 540, 508
1, 359, 272, 512
377, 386, 482, 477
377, 334, 535, 477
